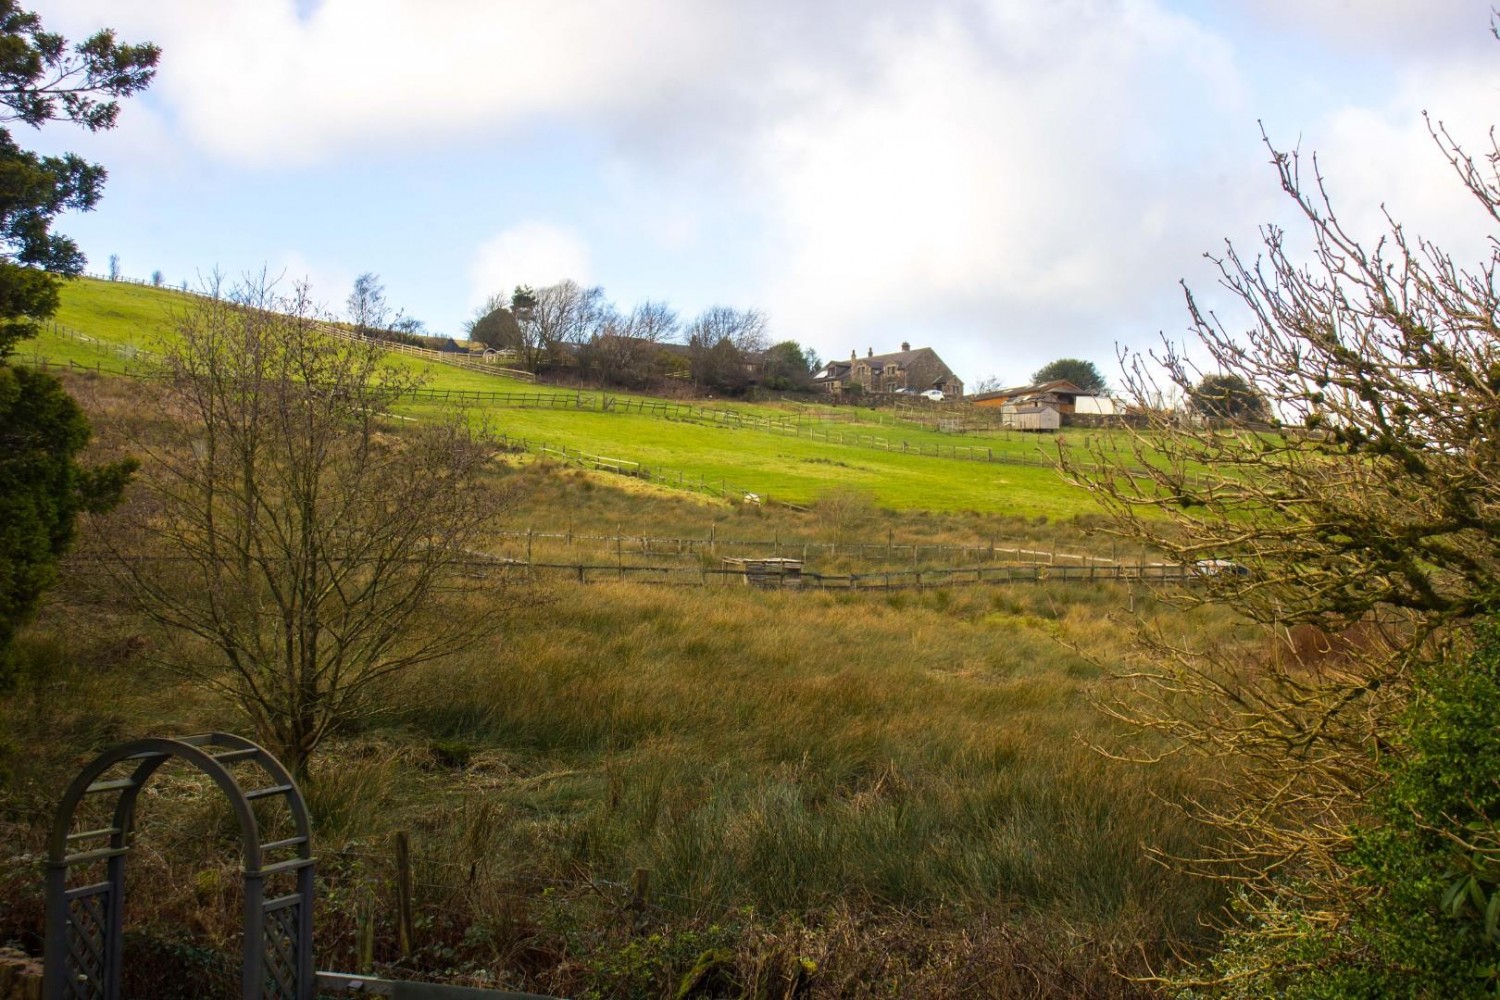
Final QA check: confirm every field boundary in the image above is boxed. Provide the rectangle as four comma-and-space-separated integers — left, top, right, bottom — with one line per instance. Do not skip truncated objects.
493, 528, 1128, 566
479, 559, 1196, 589
83, 554, 1197, 589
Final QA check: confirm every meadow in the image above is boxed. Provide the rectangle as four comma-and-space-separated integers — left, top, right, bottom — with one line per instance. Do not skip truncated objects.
0, 281, 1244, 998
24, 277, 1154, 517
0, 538, 1237, 997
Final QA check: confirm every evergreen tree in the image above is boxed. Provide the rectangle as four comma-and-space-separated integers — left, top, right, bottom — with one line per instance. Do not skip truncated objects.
1030, 357, 1107, 392
1191, 372, 1269, 423
0, 4, 156, 679
761, 339, 815, 391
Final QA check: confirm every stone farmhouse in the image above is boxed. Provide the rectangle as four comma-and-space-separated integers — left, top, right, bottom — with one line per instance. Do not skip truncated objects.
813, 343, 965, 397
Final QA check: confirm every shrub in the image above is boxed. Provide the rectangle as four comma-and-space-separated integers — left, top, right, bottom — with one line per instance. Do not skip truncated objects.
1186, 622, 1500, 998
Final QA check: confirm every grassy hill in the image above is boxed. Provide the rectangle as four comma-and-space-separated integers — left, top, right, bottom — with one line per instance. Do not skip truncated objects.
17, 276, 1139, 517
0, 278, 1235, 997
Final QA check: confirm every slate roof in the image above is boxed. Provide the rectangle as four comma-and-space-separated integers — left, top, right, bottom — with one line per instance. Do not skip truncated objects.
817, 346, 962, 391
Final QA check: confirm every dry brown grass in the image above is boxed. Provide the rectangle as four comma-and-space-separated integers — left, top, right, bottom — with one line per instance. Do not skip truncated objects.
0, 371, 1235, 998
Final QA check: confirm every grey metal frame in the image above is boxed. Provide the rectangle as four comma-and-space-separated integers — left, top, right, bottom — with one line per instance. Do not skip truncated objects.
42, 733, 315, 1000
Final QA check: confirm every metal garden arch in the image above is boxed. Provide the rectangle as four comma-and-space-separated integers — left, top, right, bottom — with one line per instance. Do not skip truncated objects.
43, 732, 315, 1000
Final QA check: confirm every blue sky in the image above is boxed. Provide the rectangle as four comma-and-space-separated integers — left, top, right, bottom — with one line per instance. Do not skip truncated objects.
28, 0, 1500, 388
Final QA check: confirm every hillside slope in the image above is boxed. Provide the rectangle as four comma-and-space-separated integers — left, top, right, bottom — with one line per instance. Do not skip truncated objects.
19, 276, 1120, 516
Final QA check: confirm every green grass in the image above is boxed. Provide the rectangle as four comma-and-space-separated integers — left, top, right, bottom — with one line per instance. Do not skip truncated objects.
0, 360, 1231, 996
16, 277, 1154, 517
0, 568, 1230, 996
53, 274, 198, 338
417, 401, 1090, 514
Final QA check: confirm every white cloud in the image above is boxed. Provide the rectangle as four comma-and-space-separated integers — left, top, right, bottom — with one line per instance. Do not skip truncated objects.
1227, 0, 1490, 56
40, 0, 1500, 388
753, 1, 1256, 382
1311, 57, 1500, 265
46, 0, 909, 167
467, 222, 592, 309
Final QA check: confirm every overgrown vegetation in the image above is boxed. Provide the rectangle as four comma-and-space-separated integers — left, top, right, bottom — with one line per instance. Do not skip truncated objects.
1065, 48, 1500, 996
1185, 625, 1500, 998
0, 367, 1231, 997
1, 552, 1228, 998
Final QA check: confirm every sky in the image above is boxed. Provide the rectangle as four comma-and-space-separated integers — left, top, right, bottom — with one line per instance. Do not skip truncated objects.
25, 0, 1500, 389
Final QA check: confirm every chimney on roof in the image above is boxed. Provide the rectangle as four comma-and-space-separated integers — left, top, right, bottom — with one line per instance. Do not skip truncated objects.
901, 341, 910, 352
867, 347, 873, 357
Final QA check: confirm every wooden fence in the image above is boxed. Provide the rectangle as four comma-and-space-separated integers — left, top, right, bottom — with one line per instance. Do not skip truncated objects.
492, 527, 1128, 566
468, 559, 1196, 589
314, 322, 537, 381
80, 552, 1200, 590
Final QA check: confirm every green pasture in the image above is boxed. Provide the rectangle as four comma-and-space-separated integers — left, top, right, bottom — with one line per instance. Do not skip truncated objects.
404, 398, 1088, 514
24, 275, 1144, 516
53, 273, 196, 339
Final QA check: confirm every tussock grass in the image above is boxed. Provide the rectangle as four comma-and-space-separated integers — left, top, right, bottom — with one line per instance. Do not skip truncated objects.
0, 563, 1227, 996
373, 583, 1225, 957
0, 338, 1237, 997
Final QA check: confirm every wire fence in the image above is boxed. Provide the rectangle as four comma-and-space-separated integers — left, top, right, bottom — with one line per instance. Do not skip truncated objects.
507, 561, 1195, 589
75, 553, 1199, 590
492, 527, 1128, 566
21, 320, 1195, 497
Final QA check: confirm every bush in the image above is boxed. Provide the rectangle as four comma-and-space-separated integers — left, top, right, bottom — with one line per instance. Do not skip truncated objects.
1187, 623, 1500, 998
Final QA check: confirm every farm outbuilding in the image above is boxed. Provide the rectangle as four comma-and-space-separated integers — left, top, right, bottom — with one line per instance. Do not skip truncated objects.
1001, 403, 1061, 431
970, 379, 1087, 412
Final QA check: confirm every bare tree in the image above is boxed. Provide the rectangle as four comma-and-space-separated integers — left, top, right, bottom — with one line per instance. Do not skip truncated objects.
970, 375, 1004, 394
346, 271, 388, 339
689, 305, 768, 354
624, 300, 680, 343
580, 300, 679, 387
390, 315, 426, 338
102, 278, 508, 774
519, 280, 611, 370
1064, 116, 1500, 950
686, 306, 768, 394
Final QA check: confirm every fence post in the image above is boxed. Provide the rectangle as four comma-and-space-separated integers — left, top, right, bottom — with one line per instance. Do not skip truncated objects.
394, 831, 415, 959
357, 902, 376, 974
621, 866, 652, 933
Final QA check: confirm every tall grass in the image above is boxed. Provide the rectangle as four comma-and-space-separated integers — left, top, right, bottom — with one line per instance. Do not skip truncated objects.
0, 364, 1237, 997
383, 583, 1221, 936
